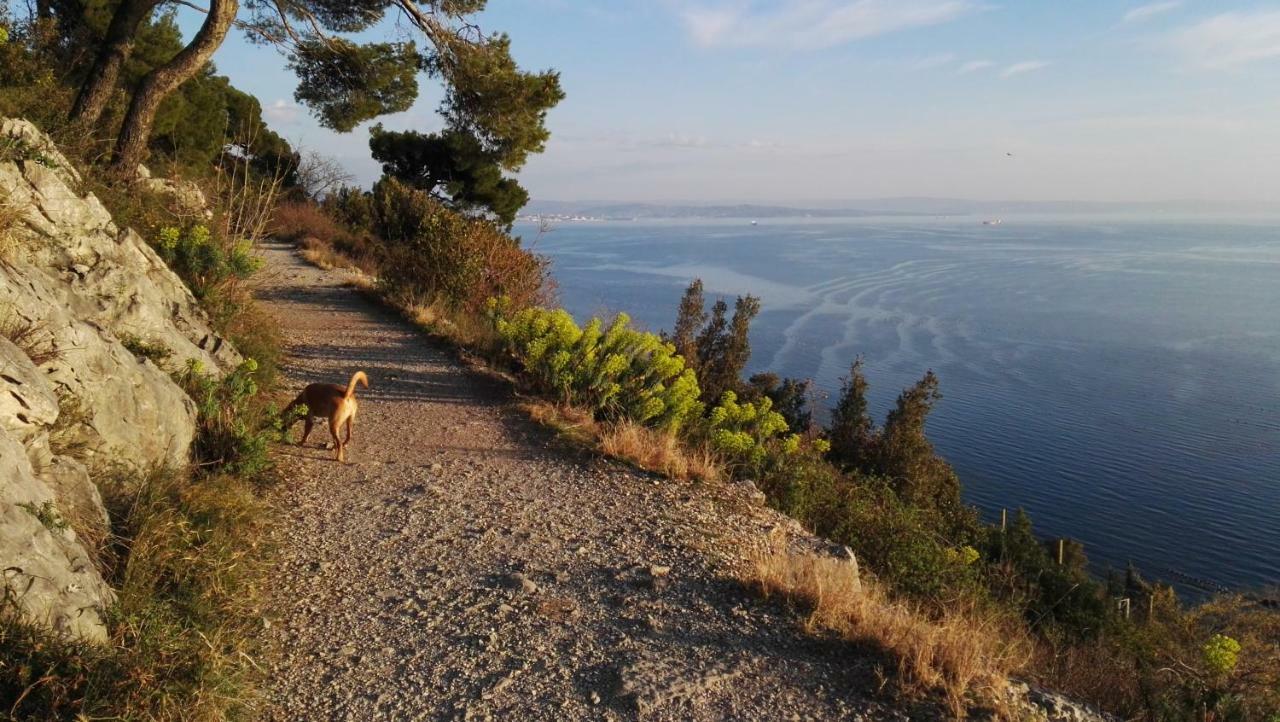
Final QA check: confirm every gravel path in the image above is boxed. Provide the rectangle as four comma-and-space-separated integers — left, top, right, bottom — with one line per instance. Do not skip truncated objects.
254, 241, 914, 721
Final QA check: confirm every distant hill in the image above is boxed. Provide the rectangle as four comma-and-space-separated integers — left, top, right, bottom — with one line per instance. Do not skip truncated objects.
524, 198, 1280, 220
520, 202, 912, 220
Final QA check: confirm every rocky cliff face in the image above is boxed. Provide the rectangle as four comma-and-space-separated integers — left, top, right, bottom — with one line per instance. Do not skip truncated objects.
0, 118, 238, 641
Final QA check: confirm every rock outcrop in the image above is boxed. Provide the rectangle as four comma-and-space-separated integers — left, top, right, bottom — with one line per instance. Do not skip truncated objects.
0, 118, 236, 641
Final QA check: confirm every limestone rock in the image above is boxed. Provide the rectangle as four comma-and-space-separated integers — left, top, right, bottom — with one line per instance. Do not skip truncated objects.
0, 118, 240, 642
0, 337, 59, 440
1, 122, 240, 373
0, 425, 113, 642
135, 163, 212, 219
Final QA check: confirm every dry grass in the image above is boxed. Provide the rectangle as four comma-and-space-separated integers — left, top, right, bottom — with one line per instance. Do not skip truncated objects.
0, 188, 23, 263
2, 467, 270, 721
299, 241, 350, 271
273, 202, 380, 275
520, 400, 722, 482
748, 540, 1030, 716
599, 420, 721, 482
0, 309, 61, 365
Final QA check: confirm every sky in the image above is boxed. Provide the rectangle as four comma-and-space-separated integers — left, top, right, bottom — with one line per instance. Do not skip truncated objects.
194, 1, 1280, 204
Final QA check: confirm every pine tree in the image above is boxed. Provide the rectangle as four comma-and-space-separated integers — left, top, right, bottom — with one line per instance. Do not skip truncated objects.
874, 370, 962, 512
827, 357, 874, 469
669, 279, 707, 372
694, 298, 728, 398
694, 294, 759, 403
59, 0, 564, 172
748, 372, 813, 432
724, 294, 760, 384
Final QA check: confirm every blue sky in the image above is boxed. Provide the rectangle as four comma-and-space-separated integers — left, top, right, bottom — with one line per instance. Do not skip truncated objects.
197, 1, 1280, 203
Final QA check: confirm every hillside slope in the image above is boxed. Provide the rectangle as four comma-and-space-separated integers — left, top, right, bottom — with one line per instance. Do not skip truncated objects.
256, 241, 1108, 721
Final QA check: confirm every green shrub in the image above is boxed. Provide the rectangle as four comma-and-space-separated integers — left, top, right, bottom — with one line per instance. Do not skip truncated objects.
702, 390, 797, 472
154, 225, 261, 301
759, 449, 978, 600
492, 303, 703, 432
174, 358, 278, 479
119, 333, 173, 365
369, 178, 550, 311
322, 184, 376, 231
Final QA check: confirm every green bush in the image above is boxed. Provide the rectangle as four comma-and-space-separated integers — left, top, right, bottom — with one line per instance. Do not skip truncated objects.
702, 390, 798, 471
174, 358, 278, 479
322, 185, 377, 231
492, 303, 703, 432
368, 178, 550, 311
759, 449, 978, 600
154, 225, 261, 300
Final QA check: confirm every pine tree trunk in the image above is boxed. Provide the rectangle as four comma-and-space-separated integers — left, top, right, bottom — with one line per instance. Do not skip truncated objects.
110, 0, 239, 172
69, 0, 159, 126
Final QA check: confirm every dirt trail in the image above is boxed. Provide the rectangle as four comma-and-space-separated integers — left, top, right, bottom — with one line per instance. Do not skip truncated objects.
254, 241, 903, 721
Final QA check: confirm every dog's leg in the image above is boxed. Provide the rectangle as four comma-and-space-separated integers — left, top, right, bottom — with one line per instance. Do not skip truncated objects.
329, 416, 344, 462
344, 416, 353, 444
300, 416, 314, 446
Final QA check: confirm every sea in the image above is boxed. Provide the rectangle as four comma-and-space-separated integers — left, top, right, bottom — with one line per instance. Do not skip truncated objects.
514, 215, 1280, 595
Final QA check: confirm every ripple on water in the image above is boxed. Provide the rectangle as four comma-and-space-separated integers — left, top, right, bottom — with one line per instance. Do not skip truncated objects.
526, 218, 1280, 593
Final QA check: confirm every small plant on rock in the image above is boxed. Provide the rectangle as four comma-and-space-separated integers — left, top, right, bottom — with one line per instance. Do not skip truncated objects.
118, 333, 172, 365
18, 500, 68, 532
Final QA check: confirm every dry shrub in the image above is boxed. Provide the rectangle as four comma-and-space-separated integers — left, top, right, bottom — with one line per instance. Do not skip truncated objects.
1034, 593, 1280, 720
272, 202, 380, 274
212, 153, 285, 245
0, 309, 60, 365
749, 541, 1030, 716
270, 201, 346, 243
0, 188, 23, 262
1029, 638, 1144, 716
599, 420, 720, 482
371, 178, 553, 313
519, 400, 721, 482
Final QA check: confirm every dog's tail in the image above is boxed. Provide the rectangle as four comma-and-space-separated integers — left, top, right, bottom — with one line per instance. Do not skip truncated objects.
345, 370, 369, 400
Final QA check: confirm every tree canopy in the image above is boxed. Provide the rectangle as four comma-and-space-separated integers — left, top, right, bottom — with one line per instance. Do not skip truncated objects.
8, 0, 562, 179
368, 124, 529, 226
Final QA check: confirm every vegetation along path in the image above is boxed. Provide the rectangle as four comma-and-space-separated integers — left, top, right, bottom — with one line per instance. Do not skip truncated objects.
253, 241, 912, 721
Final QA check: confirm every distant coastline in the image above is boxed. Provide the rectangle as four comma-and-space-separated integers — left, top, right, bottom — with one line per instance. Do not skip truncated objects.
522, 197, 1280, 222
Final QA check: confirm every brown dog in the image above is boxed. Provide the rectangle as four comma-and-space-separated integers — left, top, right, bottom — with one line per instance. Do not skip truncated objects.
284, 371, 369, 462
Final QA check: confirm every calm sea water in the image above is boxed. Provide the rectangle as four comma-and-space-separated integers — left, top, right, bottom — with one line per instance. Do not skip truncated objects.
516, 216, 1280, 593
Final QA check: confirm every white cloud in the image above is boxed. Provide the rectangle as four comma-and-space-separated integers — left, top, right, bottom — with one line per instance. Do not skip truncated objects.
1001, 60, 1048, 78
1169, 10, 1280, 69
647, 132, 712, 149
956, 59, 994, 74
1122, 1, 1181, 25
679, 0, 979, 49
912, 52, 956, 69
263, 99, 300, 124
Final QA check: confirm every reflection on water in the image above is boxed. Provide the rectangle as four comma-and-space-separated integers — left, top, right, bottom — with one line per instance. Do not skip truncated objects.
520, 216, 1280, 593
